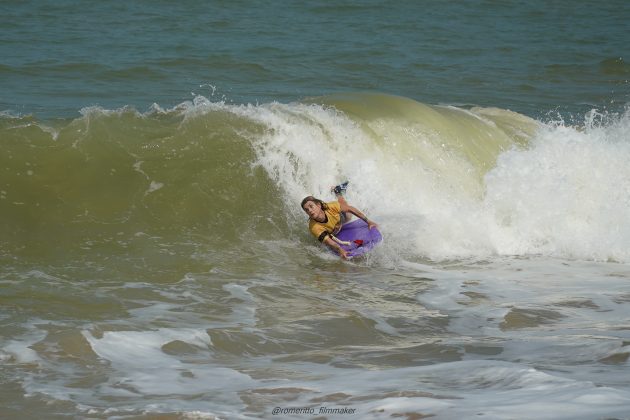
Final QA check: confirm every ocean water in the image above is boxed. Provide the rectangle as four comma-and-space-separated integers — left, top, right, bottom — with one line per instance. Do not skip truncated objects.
2, 1, 630, 419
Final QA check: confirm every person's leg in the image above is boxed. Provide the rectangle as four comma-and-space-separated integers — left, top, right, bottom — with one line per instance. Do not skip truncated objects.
337, 196, 353, 222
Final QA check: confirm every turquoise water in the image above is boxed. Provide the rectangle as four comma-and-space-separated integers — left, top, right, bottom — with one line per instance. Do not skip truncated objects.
2, 2, 630, 420
2, 0, 629, 118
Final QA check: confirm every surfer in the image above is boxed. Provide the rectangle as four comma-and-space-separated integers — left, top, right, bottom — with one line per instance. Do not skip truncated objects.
301, 183, 378, 259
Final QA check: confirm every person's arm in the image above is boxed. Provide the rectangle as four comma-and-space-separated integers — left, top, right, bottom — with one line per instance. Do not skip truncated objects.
323, 235, 349, 260
338, 197, 378, 230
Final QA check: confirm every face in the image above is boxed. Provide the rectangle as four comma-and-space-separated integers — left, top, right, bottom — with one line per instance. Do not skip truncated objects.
302, 200, 325, 221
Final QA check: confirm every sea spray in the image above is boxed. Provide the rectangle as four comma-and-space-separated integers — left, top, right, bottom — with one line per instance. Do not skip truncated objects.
235, 95, 630, 262
3, 97, 630, 420
2, 94, 629, 263
483, 107, 630, 261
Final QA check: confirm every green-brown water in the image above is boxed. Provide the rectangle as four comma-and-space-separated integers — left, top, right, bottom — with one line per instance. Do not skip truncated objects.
2, 1, 630, 418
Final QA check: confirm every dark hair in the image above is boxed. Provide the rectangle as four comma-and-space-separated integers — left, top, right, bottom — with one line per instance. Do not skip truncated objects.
301, 196, 327, 211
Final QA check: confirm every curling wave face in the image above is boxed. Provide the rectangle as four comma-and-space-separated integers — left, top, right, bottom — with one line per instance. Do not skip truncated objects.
1, 93, 629, 264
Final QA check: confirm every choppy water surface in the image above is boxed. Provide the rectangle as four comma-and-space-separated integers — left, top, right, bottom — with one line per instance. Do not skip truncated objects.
2, 1, 630, 419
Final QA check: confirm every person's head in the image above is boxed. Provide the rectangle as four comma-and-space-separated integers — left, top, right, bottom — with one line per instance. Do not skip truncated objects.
301, 196, 327, 220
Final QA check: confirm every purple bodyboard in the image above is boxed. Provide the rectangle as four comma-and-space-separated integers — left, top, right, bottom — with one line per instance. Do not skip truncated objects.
332, 219, 383, 258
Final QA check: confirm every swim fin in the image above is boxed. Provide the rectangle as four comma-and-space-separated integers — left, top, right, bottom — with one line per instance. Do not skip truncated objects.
331, 181, 349, 196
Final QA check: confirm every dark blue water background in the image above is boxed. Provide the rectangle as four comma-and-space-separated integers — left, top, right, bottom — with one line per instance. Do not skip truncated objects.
1, 0, 629, 119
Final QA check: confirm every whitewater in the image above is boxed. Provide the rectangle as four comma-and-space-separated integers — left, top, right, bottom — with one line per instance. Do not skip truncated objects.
2, 92, 630, 419
3, 0, 630, 417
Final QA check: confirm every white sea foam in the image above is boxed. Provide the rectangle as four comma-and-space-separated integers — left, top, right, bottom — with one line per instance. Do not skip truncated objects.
483, 113, 630, 261
82, 328, 253, 396
211, 98, 630, 263
7, 99, 627, 419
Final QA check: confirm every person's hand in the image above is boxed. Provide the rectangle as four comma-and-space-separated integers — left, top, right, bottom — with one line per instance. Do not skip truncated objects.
367, 220, 379, 230
339, 248, 349, 260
